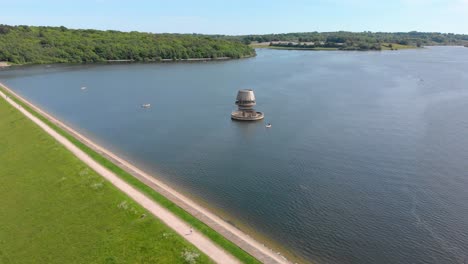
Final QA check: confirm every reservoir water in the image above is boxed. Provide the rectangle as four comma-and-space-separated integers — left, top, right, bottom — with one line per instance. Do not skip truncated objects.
2, 47, 468, 264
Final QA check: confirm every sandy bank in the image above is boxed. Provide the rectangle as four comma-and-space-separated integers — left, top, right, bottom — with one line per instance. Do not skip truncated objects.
0, 62, 11, 68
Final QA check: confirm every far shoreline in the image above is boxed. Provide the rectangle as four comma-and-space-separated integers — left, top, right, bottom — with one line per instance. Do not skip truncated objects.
250, 41, 420, 51
0, 61, 11, 68
0, 54, 257, 69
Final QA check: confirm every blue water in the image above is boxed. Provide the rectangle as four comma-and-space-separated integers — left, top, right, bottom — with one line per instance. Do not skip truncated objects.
2, 47, 468, 263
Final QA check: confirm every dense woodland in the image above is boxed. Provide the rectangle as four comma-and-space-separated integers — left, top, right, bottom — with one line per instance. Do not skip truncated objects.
217, 31, 468, 50
1, 25, 467, 65
0, 25, 255, 64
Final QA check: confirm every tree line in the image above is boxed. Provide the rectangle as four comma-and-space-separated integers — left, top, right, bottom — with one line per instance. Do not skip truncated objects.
0, 25, 255, 64
268, 42, 382, 51
215, 31, 468, 50
2, 25, 466, 65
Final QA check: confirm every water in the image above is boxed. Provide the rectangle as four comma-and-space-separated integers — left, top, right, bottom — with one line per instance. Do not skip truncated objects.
2, 47, 468, 264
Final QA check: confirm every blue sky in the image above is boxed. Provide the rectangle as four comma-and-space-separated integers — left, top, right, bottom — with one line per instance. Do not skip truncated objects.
1, 0, 467, 34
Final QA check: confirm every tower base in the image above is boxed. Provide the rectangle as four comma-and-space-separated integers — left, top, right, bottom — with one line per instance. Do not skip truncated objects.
231, 110, 264, 121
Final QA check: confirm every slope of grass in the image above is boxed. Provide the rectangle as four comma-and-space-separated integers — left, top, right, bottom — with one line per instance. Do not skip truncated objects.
0, 85, 260, 264
380, 43, 417, 50
0, 98, 213, 264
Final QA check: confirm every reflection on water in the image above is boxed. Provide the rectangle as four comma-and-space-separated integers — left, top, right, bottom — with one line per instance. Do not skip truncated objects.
232, 119, 265, 139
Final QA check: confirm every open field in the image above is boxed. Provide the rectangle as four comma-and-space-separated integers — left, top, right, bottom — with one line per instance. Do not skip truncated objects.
380, 43, 417, 50
250, 43, 338, 50
0, 97, 213, 264
267, 46, 339, 51
249, 42, 275, 48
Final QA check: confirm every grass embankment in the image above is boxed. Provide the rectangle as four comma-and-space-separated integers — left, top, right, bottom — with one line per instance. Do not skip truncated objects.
380, 43, 417, 50
0, 86, 260, 264
0, 97, 213, 263
253, 44, 338, 51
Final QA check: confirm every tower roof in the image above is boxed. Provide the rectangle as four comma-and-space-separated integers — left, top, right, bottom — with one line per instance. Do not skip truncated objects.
236, 89, 256, 103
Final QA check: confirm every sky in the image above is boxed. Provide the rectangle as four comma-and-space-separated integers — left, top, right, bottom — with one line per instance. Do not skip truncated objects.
1, 0, 468, 35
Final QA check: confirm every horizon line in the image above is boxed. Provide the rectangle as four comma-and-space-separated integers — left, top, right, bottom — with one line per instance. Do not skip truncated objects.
2, 23, 468, 36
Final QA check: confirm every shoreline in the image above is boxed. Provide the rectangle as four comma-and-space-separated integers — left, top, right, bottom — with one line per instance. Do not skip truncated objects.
250, 42, 419, 51
0, 61, 11, 68
253, 45, 418, 51
0, 54, 256, 68
74, 127, 306, 264
0, 85, 240, 264
56, 116, 306, 264
180, 186, 309, 264
0, 82, 291, 264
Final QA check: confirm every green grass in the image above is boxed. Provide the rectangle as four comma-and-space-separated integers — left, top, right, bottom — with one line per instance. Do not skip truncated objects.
248, 43, 271, 48
0, 85, 260, 264
250, 43, 339, 50
0, 97, 213, 264
380, 43, 417, 50
252, 42, 417, 51
268, 46, 339, 51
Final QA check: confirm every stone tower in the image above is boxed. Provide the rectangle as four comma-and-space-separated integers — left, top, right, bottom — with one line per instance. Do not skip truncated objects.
231, 89, 264, 121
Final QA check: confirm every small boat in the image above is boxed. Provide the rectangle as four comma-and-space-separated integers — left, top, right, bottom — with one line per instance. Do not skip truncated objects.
80, 86, 87, 90
266, 123, 272, 128
141, 103, 151, 108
